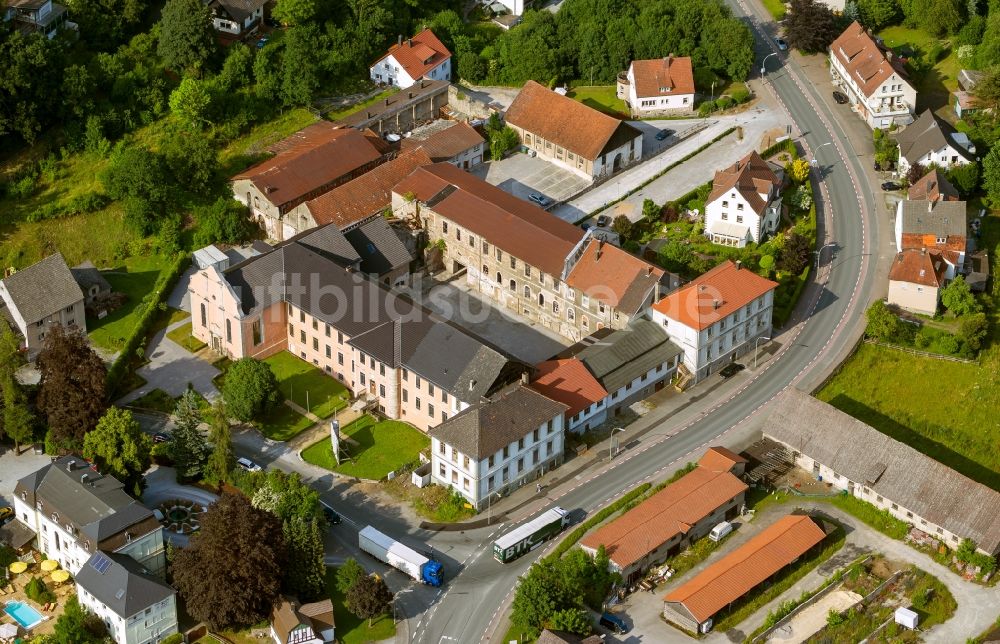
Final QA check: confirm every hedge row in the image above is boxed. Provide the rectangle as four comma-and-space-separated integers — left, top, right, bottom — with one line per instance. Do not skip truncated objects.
106, 253, 190, 396
760, 137, 797, 160
545, 482, 652, 561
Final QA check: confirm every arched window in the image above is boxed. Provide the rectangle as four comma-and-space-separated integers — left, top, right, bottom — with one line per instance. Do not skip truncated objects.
509, 279, 516, 291
538, 293, 545, 306
200, 303, 206, 326
496, 272, 502, 284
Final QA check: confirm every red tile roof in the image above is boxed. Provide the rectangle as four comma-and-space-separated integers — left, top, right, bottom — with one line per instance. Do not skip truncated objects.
888, 248, 948, 287
305, 148, 432, 229
630, 56, 695, 98
233, 123, 383, 211
580, 459, 748, 570
530, 358, 608, 417
651, 261, 778, 331
706, 150, 781, 215
376, 29, 451, 81
565, 238, 664, 315
907, 169, 960, 202
830, 21, 908, 98
401, 121, 485, 162
393, 163, 584, 276
699, 446, 748, 473
504, 80, 642, 161
664, 515, 826, 624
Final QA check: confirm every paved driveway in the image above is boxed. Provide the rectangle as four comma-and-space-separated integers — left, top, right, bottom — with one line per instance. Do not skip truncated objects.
0, 449, 51, 507
117, 321, 221, 405
472, 153, 592, 206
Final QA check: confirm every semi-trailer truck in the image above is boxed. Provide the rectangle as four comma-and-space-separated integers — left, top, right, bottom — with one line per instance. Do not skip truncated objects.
493, 506, 570, 563
358, 525, 444, 586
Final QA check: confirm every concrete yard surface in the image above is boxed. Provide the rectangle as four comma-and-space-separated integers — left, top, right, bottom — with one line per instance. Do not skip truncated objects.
767, 590, 862, 644
472, 152, 592, 206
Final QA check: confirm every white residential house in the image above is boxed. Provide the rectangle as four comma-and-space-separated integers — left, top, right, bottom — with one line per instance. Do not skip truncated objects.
75, 552, 178, 644
650, 261, 778, 382
205, 0, 265, 37
369, 29, 452, 89
2, 0, 70, 39
896, 110, 976, 173
493, 0, 525, 15
618, 56, 695, 116
0, 252, 86, 354
429, 383, 568, 510
12, 456, 167, 577
703, 151, 783, 248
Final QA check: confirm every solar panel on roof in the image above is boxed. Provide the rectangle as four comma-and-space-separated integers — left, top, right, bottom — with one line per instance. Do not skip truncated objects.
91, 553, 112, 574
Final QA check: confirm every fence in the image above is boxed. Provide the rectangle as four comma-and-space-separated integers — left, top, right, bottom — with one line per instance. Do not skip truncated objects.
862, 338, 976, 364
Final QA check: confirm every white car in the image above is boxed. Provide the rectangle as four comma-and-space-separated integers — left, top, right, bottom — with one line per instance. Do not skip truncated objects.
237, 457, 263, 472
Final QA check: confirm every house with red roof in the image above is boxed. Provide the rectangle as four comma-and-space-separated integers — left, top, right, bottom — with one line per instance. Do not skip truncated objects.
618, 56, 695, 116
370, 29, 451, 89
650, 260, 777, 382
703, 150, 783, 248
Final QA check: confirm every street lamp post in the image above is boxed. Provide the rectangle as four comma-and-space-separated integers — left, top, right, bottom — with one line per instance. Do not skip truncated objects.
811, 141, 833, 167
760, 52, 778, 78
609, 427, 625, 462
815, 242, 836, 271
754, 336, 772, 369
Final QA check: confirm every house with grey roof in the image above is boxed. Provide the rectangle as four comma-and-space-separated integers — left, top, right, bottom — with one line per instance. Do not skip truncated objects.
893, 198, 967, 280
76, 552, 178, 644
271, 596, 335, 644
896, 110, 976, 173
0, 253, 85, 353
71, 260, 112, 306
765, 389, 1000, 556
344, 217, 413, 286
429, 381, 568, 509
205, 0, 265, 38
576, 318, 682, 416
12, 456, 167, 577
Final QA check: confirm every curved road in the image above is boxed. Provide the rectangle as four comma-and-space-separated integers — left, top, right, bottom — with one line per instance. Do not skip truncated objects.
411, 2, 885, 643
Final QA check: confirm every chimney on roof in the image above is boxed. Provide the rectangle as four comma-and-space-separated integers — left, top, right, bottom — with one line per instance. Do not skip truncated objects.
407, 38, 412, 47
735, 260, 742, 270
666, 53, 674, 65
647, 266, 654, 276
397, 34, 402, 46
520, 371, 529, 385
81, 473, 88, 484
713, 299, 720, 309
409, 92, 415, 99
469, 379, 477, 391
367, 111, 372, 118
921, 247, 927, 255
385, 98, 390, 106
67, 460, 75, 472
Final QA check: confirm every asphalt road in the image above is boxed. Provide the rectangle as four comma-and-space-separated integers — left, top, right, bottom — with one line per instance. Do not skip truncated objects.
414, 2, 883, 642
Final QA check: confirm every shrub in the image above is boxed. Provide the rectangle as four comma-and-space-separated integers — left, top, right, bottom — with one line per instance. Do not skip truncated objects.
25, 576, 56, 604
698, 101, 714, 117
732, 88, 751, 104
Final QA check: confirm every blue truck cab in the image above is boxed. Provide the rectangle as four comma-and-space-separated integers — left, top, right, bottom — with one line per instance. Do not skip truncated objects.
421, 560, 444, 586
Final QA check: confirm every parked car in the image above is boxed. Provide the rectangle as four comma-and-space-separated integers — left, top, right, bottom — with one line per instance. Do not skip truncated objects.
0, 507, 13, 524
237, 457, 263, 472
152, 432, 171, 444
596, 215, 610, 228
528, 193, 551, 207
256, 36, 270, 49
655, 129, 673, 141
322, 505, 342, 525
775, 38, 788, 51
581, 222, 592, 231
881, 181, 901, 191
719, 362, 745, 378
599, 612, 629, 634
832, 91, 848, 104
709, 521, 734, 542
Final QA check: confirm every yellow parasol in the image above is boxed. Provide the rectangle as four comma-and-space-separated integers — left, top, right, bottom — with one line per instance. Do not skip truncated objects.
50, 570, 70, 584
40, 560, 59, 572
8, 561, 27, 574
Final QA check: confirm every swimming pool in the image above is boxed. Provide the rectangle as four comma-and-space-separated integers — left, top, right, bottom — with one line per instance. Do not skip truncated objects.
4, 600, 44, 629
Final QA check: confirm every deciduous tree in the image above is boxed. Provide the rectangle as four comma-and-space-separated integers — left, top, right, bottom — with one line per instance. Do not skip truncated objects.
940, 275, 980, 315
169, 77, 212, 129
785, 0, 842, 53
982, 147, 1000, 207
36, 325, 107, 451
271, 0, 316, 25
547, 608, 592, 635
172, 493, 286, 629
245, 469, 321, 522
777, 231, 812, 274
857, 0, 900, 30
194, 199, 254, 247
50, 595, 108, 644
157, 0, 216, 74
346, 573, 393, 626
222, 357, 281, 422
336, 558, 366, 594
612, 215, 633, 241
789, 158, 811, 183
865, 300, 902, 341
83, 407, 152, 496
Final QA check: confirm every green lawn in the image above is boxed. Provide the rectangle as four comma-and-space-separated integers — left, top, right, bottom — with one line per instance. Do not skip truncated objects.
218, 108, 319, 177
87, 255, 173, 351
255, 403, 314, 442
148, 307, 189, 335
326, 567, 395, 644
302, 415, 429, 480
761, 0, 786, 20
877, 26, 960, 120
326, 88, 401, 122
566, 85, 629, 118
129, 389, 176, 414
166, 322, 207, 353
263, 352, 349, 418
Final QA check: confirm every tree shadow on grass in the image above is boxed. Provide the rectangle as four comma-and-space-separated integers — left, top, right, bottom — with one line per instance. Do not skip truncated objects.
825, 393, 1000, 491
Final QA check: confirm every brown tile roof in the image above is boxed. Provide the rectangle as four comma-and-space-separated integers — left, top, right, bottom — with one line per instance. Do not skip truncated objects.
530, 358, 608, 417
401, 121, 485, 162
664, 514, 826, 623
699, 446, 748, 473
375, 29, 451, 81
630, 56, 695, 98
706, 150, 781, 215
580, 457, 748, 570
888, 248, 948, 287
428, 382, 568, 459
394, 162, 584, 276
233, 122, 383, 210
651, 261, 778, 331
566, 239, 664, 314
299, 598, 334, 630
305, 148, 432, 229
897, 200, 967, 250
830, 21, 908, 98
908, 169, 960, 202
504, 80, 642, 161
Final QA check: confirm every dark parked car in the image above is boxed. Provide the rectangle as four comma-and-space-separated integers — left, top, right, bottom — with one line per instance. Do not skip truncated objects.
152, 432, 171, 444
719, 362, 745, 378
599, 613, 629, 634
655, 129, 673, 141
832, 91, 848, 104
322, 505, 342, 525
528, 193, 551, 207
596, 215, 610, 228
881, 181, 901, 191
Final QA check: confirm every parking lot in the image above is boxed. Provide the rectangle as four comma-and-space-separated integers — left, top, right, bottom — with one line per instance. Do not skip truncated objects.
0, 447, 51, 508
472, 152, 592, 207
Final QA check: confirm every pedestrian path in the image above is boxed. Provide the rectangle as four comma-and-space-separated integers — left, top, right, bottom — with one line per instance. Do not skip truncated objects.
285, 400, 365, 451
